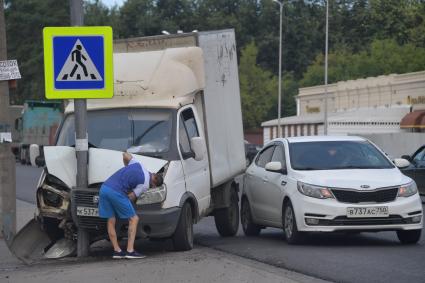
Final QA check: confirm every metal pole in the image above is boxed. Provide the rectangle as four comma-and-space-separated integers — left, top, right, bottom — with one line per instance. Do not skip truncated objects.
0, 0, 17, 243
324, 0, 329, 135
70, 0, 89, 257
274, 0, 283, 137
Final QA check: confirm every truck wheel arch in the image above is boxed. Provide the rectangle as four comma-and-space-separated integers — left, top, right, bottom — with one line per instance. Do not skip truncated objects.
179, 192, 199, 223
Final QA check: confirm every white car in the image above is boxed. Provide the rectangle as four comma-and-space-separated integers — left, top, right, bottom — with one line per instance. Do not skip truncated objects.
241, 136, 423, 244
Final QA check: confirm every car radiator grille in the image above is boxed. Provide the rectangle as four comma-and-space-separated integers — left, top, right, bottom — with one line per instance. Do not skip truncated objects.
74, 190, 99, 207
73, 189, 105, 231
331, 187, 399, 203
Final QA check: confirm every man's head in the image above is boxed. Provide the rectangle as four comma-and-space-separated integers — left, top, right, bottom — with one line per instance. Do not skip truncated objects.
150, 173, 164, 188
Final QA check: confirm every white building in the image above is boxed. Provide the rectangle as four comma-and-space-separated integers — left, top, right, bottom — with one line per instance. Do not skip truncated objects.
262, 71, 425, 144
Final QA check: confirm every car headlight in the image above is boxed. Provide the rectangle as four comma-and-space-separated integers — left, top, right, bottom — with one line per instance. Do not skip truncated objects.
297, 181, 334, 199
136, 184, 167, 205
398, 182, 417, 197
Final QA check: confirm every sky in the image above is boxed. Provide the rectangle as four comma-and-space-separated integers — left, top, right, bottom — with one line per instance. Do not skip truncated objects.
99, 0, 125, 8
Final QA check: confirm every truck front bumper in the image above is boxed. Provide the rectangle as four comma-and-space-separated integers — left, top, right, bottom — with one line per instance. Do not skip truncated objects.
136, 206, 181, 238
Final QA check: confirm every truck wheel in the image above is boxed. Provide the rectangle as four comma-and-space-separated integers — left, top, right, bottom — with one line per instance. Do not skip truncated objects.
214, 190, 239, 237
172, 202, 194, 251
241, 198, 261, 236
396, 229, 421, 244
283, 201, 303, 244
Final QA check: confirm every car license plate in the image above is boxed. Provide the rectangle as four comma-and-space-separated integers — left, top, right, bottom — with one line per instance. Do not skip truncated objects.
76, 206, 99, 217
346, 206, 389, 218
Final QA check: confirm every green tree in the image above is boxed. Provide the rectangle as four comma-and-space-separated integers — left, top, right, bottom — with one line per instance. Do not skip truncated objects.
5, 0, 69, 104
239, 42, 277, 129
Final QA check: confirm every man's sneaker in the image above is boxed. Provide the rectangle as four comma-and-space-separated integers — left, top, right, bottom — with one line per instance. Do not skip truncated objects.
112, 250, 126, 259
125, 251, 146, 259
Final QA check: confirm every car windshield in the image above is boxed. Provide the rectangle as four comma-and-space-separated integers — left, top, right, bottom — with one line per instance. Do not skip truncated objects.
56, 109, 172, 158
289, 141, 395, 170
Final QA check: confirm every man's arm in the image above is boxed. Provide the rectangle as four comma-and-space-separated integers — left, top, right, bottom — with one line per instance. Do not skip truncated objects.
123, 152, 132, 166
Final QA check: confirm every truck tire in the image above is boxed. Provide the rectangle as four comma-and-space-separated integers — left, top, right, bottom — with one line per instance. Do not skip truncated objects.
396, 229, 421, 244
172, 202, 194, 251
241, 197, 261, 236
214, 190, 239, 237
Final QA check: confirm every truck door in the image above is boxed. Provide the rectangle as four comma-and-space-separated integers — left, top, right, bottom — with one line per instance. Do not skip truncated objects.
177, 106, 210, 214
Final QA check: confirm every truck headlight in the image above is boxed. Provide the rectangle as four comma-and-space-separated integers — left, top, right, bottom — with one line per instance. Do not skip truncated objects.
136, 184, 167, 205
398, 182, 417, 197
297, 181, 334, 199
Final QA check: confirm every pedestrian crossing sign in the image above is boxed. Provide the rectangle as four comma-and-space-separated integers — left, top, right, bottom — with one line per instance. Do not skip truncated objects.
43, 26, 113, 99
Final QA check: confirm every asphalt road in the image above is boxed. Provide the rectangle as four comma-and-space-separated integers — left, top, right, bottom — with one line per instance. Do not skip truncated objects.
15, 163, 425, 283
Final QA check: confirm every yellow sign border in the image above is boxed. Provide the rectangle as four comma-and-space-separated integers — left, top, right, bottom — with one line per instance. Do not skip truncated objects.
43, 26, 113, 99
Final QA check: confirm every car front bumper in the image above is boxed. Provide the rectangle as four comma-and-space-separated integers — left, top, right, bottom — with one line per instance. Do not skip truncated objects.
292, 193, 423, 232
136, 206, 181, 238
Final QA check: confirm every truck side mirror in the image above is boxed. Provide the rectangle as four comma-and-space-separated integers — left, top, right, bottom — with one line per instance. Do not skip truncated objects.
29, 144, 40, 167
401, 155, 412, 162
190, 137, 205, 161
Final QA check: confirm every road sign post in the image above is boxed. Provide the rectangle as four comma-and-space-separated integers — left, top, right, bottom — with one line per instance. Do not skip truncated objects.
43, 21, 113, 256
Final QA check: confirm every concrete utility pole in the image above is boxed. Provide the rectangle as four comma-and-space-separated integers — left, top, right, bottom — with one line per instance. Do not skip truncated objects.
0, 0, 17, 242
70, 0, 90, 257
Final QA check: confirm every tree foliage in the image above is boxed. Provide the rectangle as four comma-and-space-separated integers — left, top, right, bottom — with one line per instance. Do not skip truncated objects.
5, 0, 425, 128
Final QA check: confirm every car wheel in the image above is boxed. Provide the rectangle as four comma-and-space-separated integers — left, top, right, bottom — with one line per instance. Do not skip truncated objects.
241, 198, 261, 236
396, 229, 421, 244
172, 202, 194, 251
283, 201, 303, 244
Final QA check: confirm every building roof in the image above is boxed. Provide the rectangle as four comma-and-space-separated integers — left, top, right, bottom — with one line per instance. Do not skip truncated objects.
261, 106, 411, 127
261, 113, 324, 127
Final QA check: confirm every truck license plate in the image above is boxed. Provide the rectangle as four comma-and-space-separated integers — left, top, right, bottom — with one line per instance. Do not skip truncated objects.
346, 206, 389, 218
77, 206, 99, 217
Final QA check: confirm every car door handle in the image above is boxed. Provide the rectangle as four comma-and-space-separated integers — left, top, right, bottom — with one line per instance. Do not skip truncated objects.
262, 177, 268, 182
281, 180, 287, 186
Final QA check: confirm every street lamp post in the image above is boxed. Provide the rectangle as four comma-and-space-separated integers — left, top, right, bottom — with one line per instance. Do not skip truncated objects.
324, 0, 329, 135
273, 0, 283, 137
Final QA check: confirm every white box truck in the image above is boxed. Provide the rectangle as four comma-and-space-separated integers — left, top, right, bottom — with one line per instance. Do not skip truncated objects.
16, 29, 245, 257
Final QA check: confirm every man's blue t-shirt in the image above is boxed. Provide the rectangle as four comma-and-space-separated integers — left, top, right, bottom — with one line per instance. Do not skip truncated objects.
103, 161, 149, 196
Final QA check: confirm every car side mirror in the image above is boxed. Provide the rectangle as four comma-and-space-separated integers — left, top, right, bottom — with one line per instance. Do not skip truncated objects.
190, 137, 205, 161
401, 155, 412, 162
35, 156, 45, 167
265, 161, 287, 174
394, 158, 410, 169
29, 144, 40, 167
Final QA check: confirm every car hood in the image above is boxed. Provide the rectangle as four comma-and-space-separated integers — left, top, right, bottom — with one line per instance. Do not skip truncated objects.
44, 146, 168, 188
292, 168, 412, 190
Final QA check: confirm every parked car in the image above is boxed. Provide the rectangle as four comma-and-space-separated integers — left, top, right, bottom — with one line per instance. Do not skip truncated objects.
400, 145, 425, 196
241, 136, 423, 244
244, 140, 260, 166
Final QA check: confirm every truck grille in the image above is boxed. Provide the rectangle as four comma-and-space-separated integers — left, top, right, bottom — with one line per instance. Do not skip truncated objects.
331, 187, 398, 203
74, 190, 99, 207
73, 189, 104, 231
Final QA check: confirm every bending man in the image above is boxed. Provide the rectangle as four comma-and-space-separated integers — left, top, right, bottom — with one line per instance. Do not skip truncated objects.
99, 152, 163, 259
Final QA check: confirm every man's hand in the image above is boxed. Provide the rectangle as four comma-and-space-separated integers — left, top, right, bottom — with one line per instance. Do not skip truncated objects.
128, 191, 136, 202
123, 152, 132, 166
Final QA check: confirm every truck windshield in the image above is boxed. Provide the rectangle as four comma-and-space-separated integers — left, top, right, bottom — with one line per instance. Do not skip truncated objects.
56, 109, 172, 158
289, 141, 395, 170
